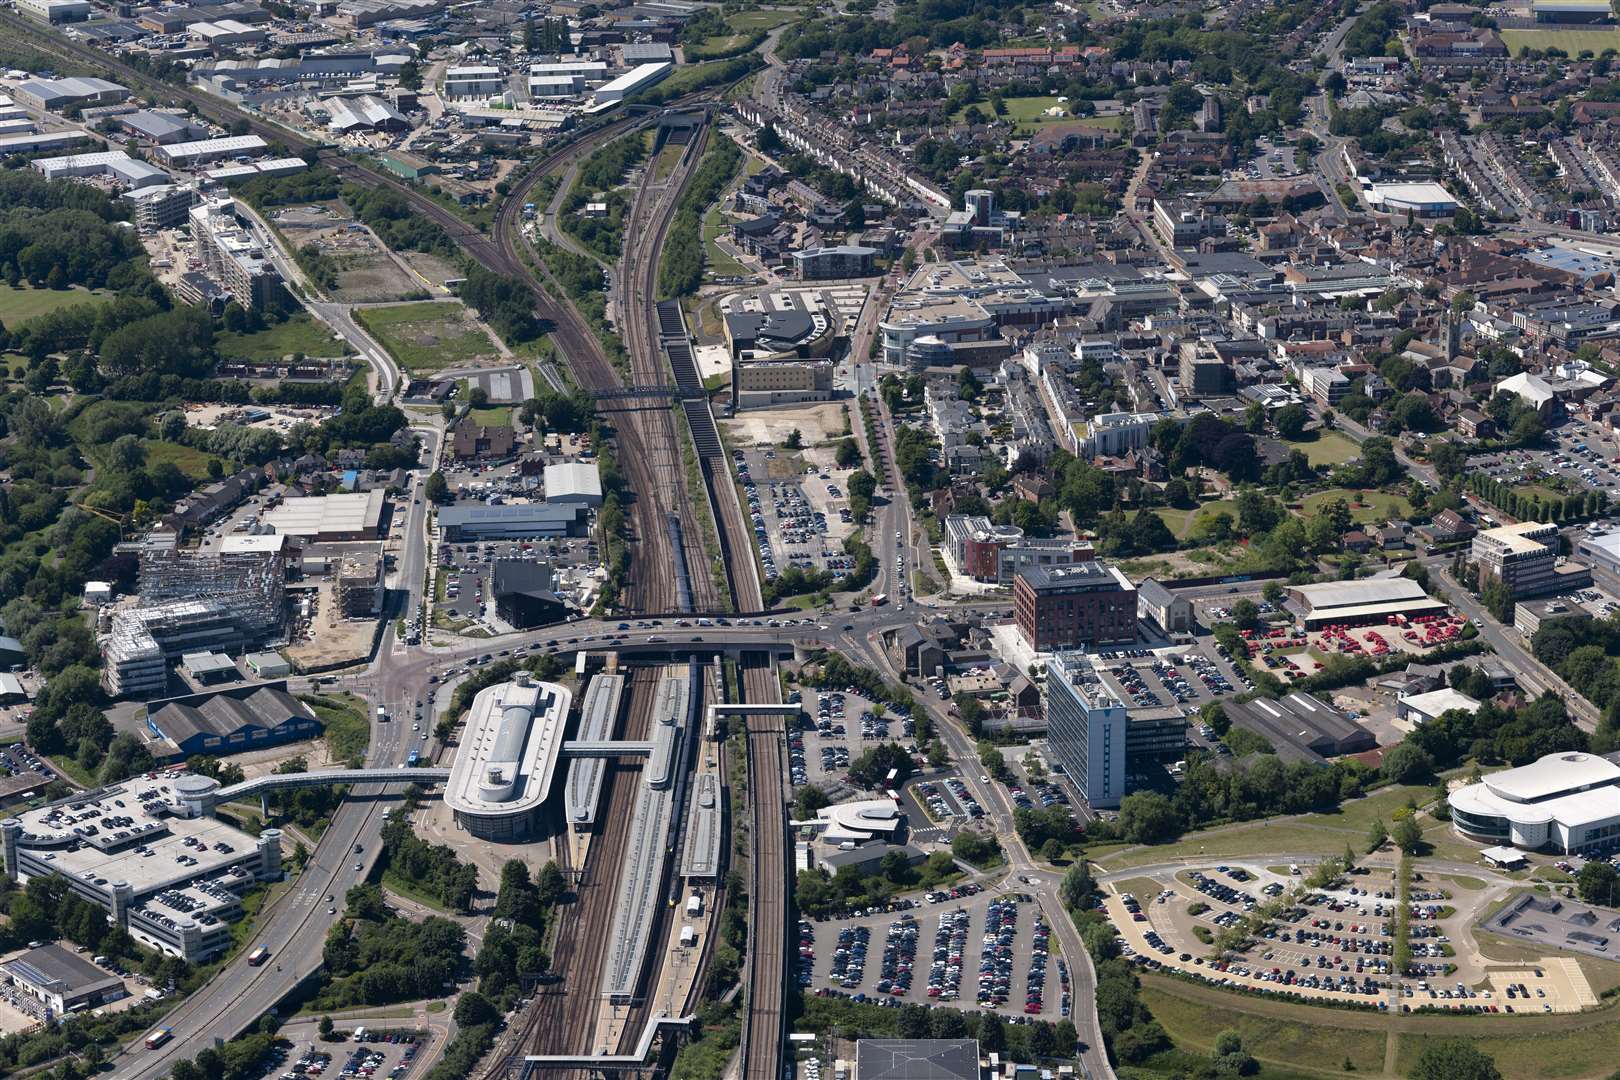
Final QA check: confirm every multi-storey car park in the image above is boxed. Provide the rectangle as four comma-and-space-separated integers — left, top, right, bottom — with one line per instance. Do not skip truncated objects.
0, 776, 283, 962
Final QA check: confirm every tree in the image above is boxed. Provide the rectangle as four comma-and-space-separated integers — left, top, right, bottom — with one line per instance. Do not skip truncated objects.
318, 1015, 335, 1040
1367, 817, 1388, 853
1392, 814, 1423, 855
1273, 403, 1309, 439
784, 428, 804, 450
978, 1013, 1006, 1054
1382, 741, 1434, 784
454, 990, 499, 1027
1577, 861, 1620, 906
535, 860, 565, 906
1231, 598, 1261, 631
1213, 1030, 1257, 1076
425, 471, 449, 503
1040, 837, 1065, 863
1117, 791, 1180, 843
1060, 860, 1095, 910
1409, 1040, 1502, 1080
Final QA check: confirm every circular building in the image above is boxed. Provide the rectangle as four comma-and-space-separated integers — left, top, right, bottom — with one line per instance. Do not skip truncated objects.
444, 676, 572, 841
1448, 752, 1620, 854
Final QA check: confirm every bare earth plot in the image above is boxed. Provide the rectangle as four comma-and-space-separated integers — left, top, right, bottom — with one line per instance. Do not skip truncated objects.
356, 301, 504, 374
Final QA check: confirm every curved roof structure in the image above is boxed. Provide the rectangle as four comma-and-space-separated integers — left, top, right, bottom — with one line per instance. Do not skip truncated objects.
444, 678, 571, 825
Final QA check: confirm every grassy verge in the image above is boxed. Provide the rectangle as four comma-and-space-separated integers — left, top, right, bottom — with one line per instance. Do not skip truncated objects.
304, 692, 371, 765
216, 313, 353, 361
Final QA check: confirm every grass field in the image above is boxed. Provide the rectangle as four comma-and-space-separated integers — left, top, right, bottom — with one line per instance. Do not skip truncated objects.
1092, 782, 1437, 872
726, 8, 793, 30
1075, 114, 1127, 131
1298, 487, 1414, 524
1284, 430, 1361, 468
1501, 27, 1620, 55
1152, 499, 1239, 541
216, 313, 351, 362
951, 95, 1076, 133
1395, 1025, 1620, 1079
144, 440, 215, 481
355, 301, 500, 373
0, 282, 109, 324
702, 204, 751, 279
1141, 982, 1388, 1076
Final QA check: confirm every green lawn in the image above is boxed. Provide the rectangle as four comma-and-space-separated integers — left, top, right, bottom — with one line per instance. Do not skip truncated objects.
1141, 983, 1388, 1077
216, 313, 352, 362
468, 406, 512, 426
144, 440, 215, 481
303, 692, 371, 766
1093, 782, 1436, 872
1298, 487, 1414, 525
702, 203, 750, 279
1500, 27, 1620, 55
1284, 430, 1360, 468
952, 95, 1076, 133
0, 282, 109, 324
355, 302, 501, 373
1396, 1026, 1620, 1080
726, 8, 794, 30
1152, 499, 1239, 541
1075, 114, 1127, 131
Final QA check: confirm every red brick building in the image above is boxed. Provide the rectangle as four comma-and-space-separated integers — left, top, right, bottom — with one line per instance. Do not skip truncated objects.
1013, 562, 1138, 652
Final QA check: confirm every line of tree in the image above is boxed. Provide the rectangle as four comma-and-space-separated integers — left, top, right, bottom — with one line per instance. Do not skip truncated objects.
313, 883, 466, 1008
377, 810, 479, 913
657, 134, 742, 300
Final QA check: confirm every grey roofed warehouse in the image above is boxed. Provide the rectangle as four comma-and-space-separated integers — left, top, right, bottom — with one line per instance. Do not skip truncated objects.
856, 1040, 981, 1080
1225, 691, 1375, 762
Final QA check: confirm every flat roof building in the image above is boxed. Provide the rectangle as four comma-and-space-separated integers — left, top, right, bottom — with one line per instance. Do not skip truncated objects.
590, 62, 672, 106
260, 490, 385, 541
2, 945, 125, 1019
1473, 521, 1559, 598
1046, 651, 1127, 809
156, 135, 268, 167
13, 77, 128, 112
17, 0, 93, 23
444, 676, 571, 841
856, 1040, 980, 1080
1013, 561, 1136, 652
437, 503, 587, 541
1397, 687, 1481, 725
2, 776, 283, 961
1450, 751, 1620, 853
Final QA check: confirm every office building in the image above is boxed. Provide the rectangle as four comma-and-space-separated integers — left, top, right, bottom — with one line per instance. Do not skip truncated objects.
1450, 751, 1620, 853
943, 515, 1091, 584
1397, 687, 1482, 725
1046, 651, 1127, 808
492, 560, 568, 629
1472, 521, 1559, 598
1013, 562, 1137, 652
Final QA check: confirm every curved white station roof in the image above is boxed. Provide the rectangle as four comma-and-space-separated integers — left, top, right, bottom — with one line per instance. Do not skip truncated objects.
445, 678, 571, 821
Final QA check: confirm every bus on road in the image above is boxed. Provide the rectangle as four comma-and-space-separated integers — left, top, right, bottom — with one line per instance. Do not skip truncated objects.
247, 946, 270, 967
145, 1028, 172, 1050
871, 594, 888, 607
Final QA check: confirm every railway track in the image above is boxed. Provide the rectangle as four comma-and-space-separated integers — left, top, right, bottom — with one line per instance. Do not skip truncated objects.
739, 653, 786, 1080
